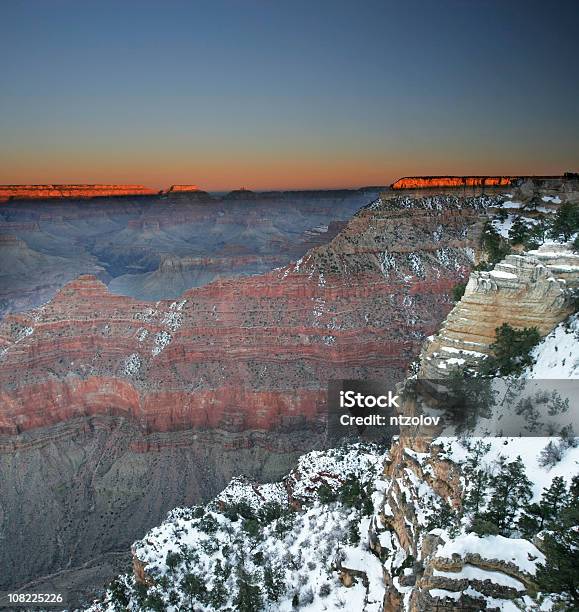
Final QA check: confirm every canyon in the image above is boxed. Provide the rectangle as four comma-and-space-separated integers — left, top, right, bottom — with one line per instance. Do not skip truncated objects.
0, 188, 495, 605
86, 178, 579, 612
2, 176, 576, 608
0, 189, 375, 317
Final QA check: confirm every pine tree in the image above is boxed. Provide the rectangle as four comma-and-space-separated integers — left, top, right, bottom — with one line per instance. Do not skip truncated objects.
542, 476, 569, 520
234, 565, 263, 612
108, 578, 130, 610
485, 323, 540, 376
550, 201, 579, 241
180, 573, 207, 608
520, 477, 570, 537
538, 441, 563, 469
144, 592, 166, 611
536, 485, 579, 606
263, 563, 285, 602
463, 440, 492, 517
484, 456, 532, 535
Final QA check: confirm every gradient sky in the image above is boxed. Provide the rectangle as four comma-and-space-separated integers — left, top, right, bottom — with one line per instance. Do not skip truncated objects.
1, 0, 578, 190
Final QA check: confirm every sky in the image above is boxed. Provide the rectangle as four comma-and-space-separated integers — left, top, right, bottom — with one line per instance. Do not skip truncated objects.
0, 0, 578, 191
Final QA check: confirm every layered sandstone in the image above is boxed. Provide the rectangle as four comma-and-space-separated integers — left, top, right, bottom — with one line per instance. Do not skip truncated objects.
420, 252, 573, 378
0, 184, 158, 202
391, 176, 515, 190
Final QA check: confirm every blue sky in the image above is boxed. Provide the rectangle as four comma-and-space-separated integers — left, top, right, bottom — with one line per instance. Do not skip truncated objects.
1, 0, 578, 189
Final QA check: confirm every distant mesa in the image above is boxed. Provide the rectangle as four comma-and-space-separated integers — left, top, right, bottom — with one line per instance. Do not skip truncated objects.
391, 176, 515, 190
0, 184, 159, 202
224, 188, 257, 200
0, 183, 213, 203
167, 184, 200, 193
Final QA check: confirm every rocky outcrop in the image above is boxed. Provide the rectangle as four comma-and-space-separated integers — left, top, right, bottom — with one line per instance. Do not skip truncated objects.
420, 252, 573, 377
0, 184, 158, 201
510, 175, 579, 203
528, 242, 579, 289
391, 177, 515, 190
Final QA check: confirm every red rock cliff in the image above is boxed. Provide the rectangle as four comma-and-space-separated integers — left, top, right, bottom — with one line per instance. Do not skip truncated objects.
391, 176, 514, 189
0, 184, 158, 202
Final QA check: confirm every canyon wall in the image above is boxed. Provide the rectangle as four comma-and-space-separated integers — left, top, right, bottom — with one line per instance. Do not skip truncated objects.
0, 194, 496, 436
0, 190, 371, 316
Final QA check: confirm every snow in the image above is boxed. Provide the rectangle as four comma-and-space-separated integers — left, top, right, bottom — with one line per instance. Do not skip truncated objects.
287, 445, 386, 502
87, 443, 390, 612
492, 214, 517, 238
216, 476, 288, 508
122, 353, 141, 376
152, 330, 172, 356
441, 436, 579, 502
134, 307, 157, 322
161, 310, 182, 331
489, 269, 518, 280
525, 314, 579, 379
429, 588, 461, 601
169, 299, 187, 311
440, 346, 486, 357
435, 533, 545, 575
14, 325, 34, 341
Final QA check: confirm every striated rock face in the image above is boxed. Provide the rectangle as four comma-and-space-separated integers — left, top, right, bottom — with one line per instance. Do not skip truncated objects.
0, 194, 496, 437
0, 234, 105, 318
0, 414, 315, 596
391, 176, 515, 190
528, 242, 579, 289
0, 184, 158, 202
420, 252, 573, 377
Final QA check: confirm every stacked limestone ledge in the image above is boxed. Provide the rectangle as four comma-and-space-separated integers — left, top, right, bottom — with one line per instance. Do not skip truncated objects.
420, 251, 572, 379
